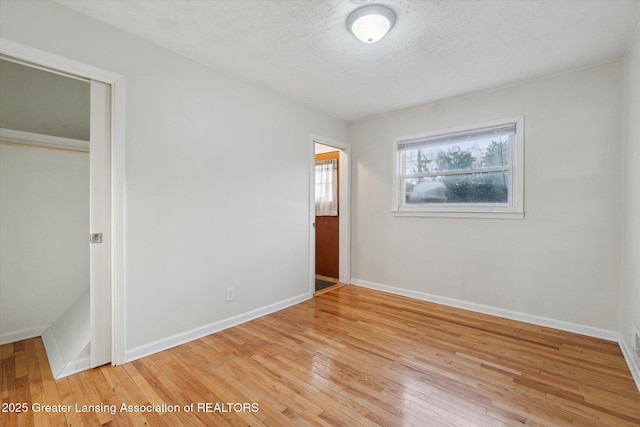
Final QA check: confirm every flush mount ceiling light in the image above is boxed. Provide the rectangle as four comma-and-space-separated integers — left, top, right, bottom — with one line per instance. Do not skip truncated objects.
347, 4, 396, 43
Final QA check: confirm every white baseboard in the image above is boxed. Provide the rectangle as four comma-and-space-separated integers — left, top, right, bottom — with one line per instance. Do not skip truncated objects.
619, 337, 640, 393
0, 324, 51, 345
56, 356, 91, 379
351, 278, 620, 341
41, 328, 65, 378
42, 328, 93, 379
125, 292, 313, 363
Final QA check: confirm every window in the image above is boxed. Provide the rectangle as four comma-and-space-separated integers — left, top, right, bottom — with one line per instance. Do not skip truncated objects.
315, 154, 338, 216
393, 116, 524, 218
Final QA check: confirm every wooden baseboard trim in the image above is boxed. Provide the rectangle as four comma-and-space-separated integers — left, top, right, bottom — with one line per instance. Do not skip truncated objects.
125, 292, 312, 363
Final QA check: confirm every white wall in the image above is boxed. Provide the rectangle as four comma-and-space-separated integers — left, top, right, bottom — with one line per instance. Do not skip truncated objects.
0, 1, 348, 356
0, 144, 89, 343
622, 27, 640, 370
351, 61, 624, 333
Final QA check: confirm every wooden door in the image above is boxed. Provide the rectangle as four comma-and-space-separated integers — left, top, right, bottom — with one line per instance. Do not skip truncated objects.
315, 151, 339, 278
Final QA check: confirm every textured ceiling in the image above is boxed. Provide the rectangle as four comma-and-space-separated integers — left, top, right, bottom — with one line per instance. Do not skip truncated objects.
56, 0, 640, 121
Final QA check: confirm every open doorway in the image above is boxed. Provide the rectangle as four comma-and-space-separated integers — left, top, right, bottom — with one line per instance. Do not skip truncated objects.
310, 136, 351, 295
315, 145, 340, 292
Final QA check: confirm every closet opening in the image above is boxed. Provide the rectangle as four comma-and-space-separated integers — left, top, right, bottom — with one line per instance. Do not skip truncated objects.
0, 53, 114, 377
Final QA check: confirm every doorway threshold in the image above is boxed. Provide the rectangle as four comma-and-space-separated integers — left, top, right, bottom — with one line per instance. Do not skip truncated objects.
315, 275, 345, 295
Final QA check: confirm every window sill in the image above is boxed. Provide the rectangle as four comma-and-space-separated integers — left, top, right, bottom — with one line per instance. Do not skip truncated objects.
392, 209, 525, 220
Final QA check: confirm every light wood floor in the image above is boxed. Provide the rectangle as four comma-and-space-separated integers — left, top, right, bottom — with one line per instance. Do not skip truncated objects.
2, 286, 639, 426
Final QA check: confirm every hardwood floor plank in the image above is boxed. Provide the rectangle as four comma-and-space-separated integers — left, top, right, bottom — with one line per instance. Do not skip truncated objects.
1, 286, 639, 426
32, 339, 65, 427
1, 343, 16, 400
121, 363, 165, 406
86, 366, 136, 427
14, 347, 27, 380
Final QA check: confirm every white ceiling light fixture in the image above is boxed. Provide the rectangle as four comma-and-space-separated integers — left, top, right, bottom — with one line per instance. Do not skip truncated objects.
347, 4, 396, 43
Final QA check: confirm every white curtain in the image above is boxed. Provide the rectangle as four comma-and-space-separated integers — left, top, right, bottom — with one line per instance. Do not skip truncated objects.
315, 158, 338, 216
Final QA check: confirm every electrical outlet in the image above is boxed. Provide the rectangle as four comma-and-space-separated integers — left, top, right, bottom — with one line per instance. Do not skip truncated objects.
226, 287, 235, 302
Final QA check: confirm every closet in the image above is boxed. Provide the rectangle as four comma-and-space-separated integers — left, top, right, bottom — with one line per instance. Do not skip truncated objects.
0, 58, 110, 377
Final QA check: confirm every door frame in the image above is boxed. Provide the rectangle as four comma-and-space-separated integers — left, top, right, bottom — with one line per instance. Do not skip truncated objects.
309, 135, 351, 294
1, 38, 127, 365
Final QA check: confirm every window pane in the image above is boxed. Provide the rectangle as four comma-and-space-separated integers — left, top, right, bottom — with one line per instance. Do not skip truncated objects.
404, 177, 447, 203
402, 134, 512, 174
405, 171, 508, 204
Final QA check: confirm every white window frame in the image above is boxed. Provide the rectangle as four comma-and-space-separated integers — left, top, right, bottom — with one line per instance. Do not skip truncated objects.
392, 116, 524, 219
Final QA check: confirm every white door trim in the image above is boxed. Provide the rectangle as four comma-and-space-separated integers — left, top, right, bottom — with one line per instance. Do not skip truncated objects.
0, 38, 127, 365
310, 135, 351, 294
